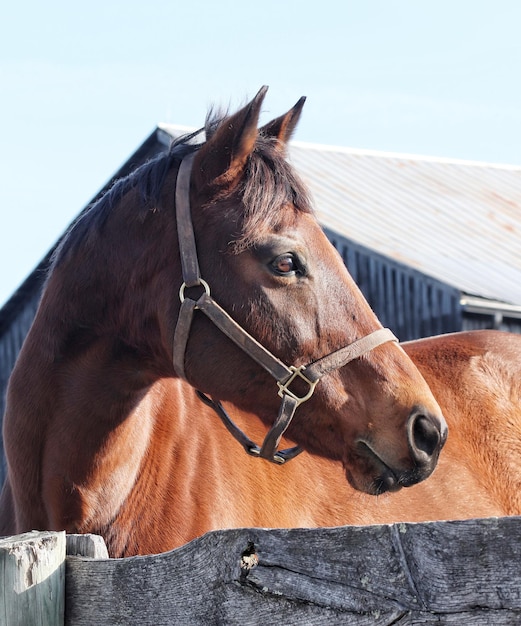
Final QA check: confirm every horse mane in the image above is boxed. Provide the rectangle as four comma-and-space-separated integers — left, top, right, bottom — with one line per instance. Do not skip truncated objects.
50, 131, 200, 270
51, 112, 313, 270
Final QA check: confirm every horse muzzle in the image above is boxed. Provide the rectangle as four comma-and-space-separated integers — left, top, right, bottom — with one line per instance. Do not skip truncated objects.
349, 406, 448, 495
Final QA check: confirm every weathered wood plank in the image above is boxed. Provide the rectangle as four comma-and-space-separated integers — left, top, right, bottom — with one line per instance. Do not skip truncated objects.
0, 530, 65, 626
394, 517, 521, 612
65, 517, 521, 625
66, 534, 109, 559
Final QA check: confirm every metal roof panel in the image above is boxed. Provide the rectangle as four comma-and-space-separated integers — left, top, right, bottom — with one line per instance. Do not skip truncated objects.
288, 142, 521, 304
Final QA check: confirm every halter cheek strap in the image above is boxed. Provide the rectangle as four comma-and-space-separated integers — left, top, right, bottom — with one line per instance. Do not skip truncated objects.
173, 152, 398, 464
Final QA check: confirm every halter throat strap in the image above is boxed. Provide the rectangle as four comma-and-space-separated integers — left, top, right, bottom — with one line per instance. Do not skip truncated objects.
173, 152, 398, 464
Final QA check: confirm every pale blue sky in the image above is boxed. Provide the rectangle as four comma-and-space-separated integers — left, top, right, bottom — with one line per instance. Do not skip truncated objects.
1, 0, 521, 306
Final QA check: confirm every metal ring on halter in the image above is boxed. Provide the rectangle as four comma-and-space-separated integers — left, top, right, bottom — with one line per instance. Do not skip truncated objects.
179, 279, 211, 304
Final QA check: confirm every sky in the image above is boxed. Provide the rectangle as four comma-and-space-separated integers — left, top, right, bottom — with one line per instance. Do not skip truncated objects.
1, 0, 521, 307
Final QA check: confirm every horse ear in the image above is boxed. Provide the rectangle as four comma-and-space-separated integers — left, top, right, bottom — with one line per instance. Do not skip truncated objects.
193, 86, 268, 191
259, 96, 306, 152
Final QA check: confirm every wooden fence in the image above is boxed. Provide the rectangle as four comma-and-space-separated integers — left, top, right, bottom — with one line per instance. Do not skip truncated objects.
2, 517, 521, 625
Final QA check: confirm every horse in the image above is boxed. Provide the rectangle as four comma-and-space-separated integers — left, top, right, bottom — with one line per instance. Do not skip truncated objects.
0, 86, 514, 558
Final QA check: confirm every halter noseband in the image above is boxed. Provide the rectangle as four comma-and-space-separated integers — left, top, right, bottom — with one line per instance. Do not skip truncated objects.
173, 152, 398, 464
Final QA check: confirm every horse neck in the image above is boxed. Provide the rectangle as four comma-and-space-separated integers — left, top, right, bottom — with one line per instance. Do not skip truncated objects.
3, 180, 186, 533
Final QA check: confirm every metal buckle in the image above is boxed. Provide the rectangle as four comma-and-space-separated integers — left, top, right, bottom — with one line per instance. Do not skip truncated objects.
246, 445, 289, 465
277, 365, 318, 407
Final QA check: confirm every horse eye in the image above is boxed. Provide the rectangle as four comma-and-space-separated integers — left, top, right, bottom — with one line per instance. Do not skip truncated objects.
271, 254, 298, 276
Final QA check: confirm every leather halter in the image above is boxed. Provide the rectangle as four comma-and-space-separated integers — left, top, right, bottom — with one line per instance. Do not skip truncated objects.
173, 152, 398, 464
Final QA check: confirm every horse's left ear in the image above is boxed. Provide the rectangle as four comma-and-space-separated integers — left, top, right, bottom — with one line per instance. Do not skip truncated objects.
193, 86, 268, 192
260, 96, 306, 152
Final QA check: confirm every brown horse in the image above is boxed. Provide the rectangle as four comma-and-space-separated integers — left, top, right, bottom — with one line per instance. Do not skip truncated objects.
0, 87, 514, 558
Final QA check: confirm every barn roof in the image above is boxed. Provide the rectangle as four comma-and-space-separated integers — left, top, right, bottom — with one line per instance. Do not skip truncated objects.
287, 141, 521, 306
160, 124, 521, 306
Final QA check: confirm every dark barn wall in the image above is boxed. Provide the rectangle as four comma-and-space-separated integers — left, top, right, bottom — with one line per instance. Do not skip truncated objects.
462, 311, 521, 334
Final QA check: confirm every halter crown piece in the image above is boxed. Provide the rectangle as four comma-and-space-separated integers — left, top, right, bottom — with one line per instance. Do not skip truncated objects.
173, 152, 398, 464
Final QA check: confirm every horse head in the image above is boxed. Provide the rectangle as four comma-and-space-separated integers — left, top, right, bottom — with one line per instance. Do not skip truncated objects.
169, 86, 447, 494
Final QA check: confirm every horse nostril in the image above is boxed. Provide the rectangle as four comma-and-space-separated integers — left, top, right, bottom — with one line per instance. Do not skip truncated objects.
408, 412, 443, 460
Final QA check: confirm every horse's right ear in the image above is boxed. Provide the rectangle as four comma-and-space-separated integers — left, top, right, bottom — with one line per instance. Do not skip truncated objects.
260, 96, 306, 153
193, 86, 268, 193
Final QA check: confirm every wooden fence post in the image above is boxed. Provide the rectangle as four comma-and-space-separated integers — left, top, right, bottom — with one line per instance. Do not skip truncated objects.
65, 534, 109, 560
0, 531, 66, 626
